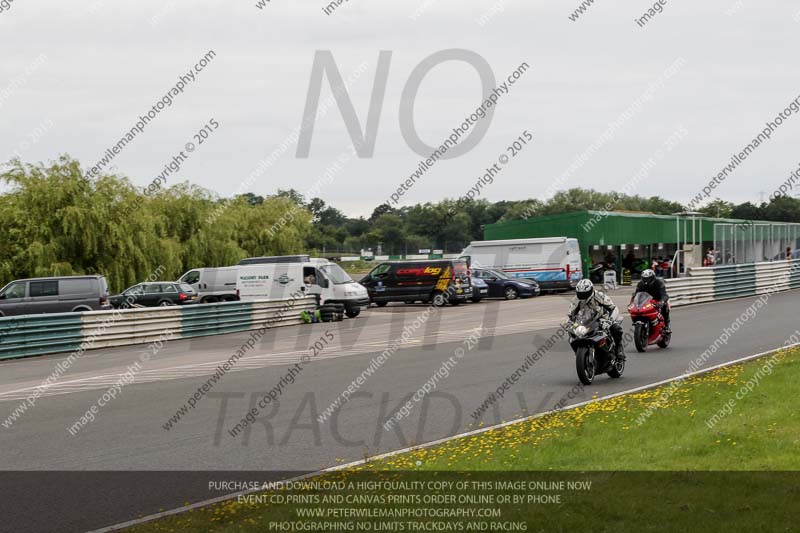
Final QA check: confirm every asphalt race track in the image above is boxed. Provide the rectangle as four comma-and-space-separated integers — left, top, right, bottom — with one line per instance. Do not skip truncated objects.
1, 290, 798, 532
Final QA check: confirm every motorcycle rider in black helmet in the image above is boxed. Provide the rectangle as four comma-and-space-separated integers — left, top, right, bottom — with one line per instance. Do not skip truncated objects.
633, 269, 671, 333
568, 279, 625, 362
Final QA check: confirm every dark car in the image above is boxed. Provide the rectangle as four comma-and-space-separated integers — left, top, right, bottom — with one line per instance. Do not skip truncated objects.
111, 282, 198, 308
360, 259, 471, 307
470, 276, 489, 302
0, 275, 111, 317
472, 268, 540, 300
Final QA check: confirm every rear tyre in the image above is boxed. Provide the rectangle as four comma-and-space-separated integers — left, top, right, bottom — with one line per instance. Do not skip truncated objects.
345, 309, 360, 318
576, 346, 596, 385
504, 287, 519, 300
374, 301, 388, 308
634, 322, 648, 353
608, 354, 625, 378
202, 296, 219, 304
158, 300, 174, 307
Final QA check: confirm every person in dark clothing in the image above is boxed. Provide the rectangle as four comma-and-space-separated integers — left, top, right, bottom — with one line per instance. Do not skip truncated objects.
633, 268, 670, 332
622, 251, 637, 271
569, 279, 625, 362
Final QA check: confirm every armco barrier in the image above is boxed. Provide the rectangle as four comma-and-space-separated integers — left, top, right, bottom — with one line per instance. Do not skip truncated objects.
667, 259, 800, 307
0, 296, 317, 360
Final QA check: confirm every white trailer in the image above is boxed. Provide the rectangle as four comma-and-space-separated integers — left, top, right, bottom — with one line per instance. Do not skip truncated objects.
460, 237, 582, 291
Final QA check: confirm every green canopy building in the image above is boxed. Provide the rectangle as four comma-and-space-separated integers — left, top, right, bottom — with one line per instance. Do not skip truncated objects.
483, 210, 798, 279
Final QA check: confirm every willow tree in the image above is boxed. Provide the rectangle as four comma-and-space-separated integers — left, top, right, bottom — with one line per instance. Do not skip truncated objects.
0, 156, 315, 291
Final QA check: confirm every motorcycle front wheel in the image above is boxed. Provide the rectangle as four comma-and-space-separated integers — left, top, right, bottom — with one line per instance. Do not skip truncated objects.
575, 345, 596, 385
634, 322, 649, 353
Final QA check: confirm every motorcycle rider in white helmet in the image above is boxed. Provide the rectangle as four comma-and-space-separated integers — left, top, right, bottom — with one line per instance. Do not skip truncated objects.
568, 279, 625, 362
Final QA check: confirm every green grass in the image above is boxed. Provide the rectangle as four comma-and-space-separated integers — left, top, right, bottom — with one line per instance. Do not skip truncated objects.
129, 348, 800, 533
339, 260, 374, 278
374, 348, 800, 472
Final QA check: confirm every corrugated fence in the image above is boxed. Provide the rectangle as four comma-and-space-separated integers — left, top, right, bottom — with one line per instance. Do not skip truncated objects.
0, 296, 316, 360
667, 259, 800, 307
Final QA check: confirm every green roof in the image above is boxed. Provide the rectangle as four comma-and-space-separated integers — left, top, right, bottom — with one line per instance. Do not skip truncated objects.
485, 210, 760, 247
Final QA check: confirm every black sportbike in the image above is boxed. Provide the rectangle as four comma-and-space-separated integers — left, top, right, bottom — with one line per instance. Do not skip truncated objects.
567, 306, 625, 385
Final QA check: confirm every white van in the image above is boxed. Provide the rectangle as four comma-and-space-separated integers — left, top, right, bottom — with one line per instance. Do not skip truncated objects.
460, 237, 582, 292
178, 267, 239, 303
235, 258, 370, 318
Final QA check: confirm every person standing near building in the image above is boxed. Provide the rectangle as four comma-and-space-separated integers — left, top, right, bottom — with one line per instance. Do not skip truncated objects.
705, 248, 715, 267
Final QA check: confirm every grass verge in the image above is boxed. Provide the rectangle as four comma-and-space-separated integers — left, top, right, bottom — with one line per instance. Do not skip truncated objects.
129, 347, 800, 532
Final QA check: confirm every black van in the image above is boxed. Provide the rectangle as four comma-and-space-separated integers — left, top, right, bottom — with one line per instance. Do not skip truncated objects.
0, 276, 111, 317
360, 259, 471, 307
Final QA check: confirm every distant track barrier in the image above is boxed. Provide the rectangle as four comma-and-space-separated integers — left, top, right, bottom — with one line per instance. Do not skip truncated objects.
667, 259, 800, 307
0, 297, 316, 360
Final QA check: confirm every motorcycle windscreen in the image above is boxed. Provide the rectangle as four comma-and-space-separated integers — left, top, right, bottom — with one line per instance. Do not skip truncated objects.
575, 306, 599, 325
633, 292, 652, 307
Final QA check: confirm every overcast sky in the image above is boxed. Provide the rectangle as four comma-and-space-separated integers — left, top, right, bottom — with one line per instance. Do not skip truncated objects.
2, 0, 800, 217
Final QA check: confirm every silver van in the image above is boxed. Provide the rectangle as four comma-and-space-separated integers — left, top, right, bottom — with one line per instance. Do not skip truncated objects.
0, 276, 111, 317
177, 267, 240, 303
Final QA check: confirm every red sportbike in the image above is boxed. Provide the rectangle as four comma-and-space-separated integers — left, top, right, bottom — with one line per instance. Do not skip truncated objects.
627, 292, 671, 352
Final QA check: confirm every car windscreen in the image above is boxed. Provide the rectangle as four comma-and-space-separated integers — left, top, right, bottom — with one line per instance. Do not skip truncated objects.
180, 271, 200, 284
320, 264, 354, 284
453, 262, 468, 277
123, 285, 143, 295
489, 269, 511, 280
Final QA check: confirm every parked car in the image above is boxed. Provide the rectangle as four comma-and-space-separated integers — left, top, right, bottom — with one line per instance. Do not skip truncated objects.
470, 276, 489, 303
472, 268, 540, 300
360, 259, 471, 307
0, 276, 111, 317
110, 282, 198, 308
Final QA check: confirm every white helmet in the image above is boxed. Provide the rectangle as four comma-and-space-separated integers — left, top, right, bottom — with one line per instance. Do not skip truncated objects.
576, 279, 594, 300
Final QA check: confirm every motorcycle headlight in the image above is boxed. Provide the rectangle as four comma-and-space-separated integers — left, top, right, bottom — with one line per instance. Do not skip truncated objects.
575, 325, 588, 336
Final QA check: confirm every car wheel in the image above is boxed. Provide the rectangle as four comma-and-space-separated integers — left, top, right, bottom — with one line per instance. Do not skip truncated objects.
345, 309, 360, 318
375, 301, 388, 307
431, 291, 447, 307
158, 300, 174, 307
504, 287, 519, 300
71, 306, 92, 313
203, 296, 219, 304
471, 296, 482, 303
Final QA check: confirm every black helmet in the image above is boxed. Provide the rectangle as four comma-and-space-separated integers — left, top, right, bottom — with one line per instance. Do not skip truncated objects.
576, 279, 594, 300
641, 269, 656, 286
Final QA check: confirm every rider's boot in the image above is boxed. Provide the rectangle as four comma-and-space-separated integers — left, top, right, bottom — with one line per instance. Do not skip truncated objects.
615, 341, 626, 363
